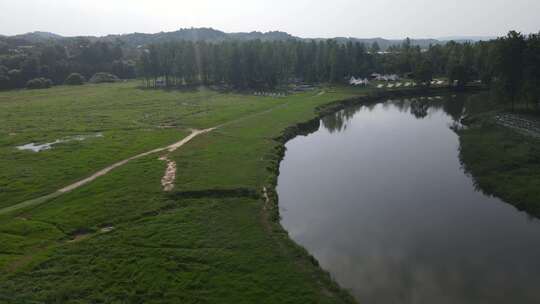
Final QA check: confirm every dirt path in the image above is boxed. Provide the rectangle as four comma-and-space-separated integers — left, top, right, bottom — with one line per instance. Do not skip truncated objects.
59, 128, 214, 193
0, 128, 214, 215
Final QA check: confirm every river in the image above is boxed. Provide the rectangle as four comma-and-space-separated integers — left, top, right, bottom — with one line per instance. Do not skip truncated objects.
277, 94, 540, 304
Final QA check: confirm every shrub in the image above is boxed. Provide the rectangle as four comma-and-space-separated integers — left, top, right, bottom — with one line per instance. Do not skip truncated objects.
0, 74, 10, 90
26, 77, 53, 89
64, 73, 86, 85
89, 72, 119, 83
8, 69, 23, 88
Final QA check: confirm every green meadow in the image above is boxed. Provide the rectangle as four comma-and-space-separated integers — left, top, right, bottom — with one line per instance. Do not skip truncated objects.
0, 81, 366, 303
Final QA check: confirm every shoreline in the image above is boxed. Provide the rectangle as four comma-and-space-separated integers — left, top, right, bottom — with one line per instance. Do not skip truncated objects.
458, 114, 540, 219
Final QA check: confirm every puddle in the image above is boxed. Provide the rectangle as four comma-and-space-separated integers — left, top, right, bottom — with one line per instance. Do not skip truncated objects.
17, 133, 103, 152
100, 226, 114, 233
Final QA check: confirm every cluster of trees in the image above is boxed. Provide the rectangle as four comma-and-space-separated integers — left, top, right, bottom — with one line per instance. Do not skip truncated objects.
361, 33, 540, 108
137, 40, 378, 89
133, 37, 496, 90
136, 37, 496, 90
493, 32, 540, 109
0, 39, 136, 90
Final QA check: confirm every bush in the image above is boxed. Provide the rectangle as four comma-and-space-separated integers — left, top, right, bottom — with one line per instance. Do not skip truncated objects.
8, 69, 23, 88
89, 72, 119, 83
26, 78, 53, 89
0, 74, 10, 90
64, 73, 86, 85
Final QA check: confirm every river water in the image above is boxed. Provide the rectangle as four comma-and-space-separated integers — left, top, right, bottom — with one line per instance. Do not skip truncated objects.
277, 95, 540, 304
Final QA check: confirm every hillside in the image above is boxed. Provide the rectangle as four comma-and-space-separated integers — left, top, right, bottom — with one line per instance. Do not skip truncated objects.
1, 27, 494, 50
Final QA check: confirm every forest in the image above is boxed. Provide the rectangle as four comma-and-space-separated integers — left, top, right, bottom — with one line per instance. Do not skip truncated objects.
137, 31, 540, 108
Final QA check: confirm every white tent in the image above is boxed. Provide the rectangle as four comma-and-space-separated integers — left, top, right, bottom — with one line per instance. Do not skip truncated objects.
349, 76, 370, 86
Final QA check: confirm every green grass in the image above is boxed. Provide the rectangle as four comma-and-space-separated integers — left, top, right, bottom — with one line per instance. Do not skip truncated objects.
459, 119, 540, 216
0, 82, 289, 208
0, 82, 367, 303
2, 197, 347, 303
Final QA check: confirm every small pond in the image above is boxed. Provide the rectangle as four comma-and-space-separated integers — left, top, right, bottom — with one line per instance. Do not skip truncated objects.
17, 133, 103, 152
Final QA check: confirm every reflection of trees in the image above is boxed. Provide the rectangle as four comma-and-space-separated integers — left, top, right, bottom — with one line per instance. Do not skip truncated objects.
322, 111, 347, 133
322, 105, 362, 133
322, 94, 470, 132
392, 95, 466, 121
392, 98, 411, 113
410, 99, 430, 119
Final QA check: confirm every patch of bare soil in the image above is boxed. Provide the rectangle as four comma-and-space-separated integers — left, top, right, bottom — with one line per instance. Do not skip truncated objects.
159, 156, 177, 192
59, 128, 214, 194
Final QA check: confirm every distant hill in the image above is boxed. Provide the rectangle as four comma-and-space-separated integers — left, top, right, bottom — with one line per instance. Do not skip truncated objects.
436, 36, 498, 42
1, 28, 497, 50
101, 28, 297, 46
10, 31, 64, 43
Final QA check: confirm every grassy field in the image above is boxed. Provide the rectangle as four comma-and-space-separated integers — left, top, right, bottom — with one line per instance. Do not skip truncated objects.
458, 117, 540, 217
0, 82, 371, 303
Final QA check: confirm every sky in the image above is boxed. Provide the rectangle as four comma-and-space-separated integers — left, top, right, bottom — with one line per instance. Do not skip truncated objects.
1, 0, 539, 39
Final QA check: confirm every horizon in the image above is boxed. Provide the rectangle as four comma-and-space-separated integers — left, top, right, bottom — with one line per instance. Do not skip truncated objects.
1, 0, 538, 39
1, 27, 503, 41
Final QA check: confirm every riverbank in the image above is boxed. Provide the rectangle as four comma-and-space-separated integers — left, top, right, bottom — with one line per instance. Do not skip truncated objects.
458, 114, 540, 217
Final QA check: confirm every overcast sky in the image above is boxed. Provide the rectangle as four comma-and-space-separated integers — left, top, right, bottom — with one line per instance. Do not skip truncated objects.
1, 0, 539, 39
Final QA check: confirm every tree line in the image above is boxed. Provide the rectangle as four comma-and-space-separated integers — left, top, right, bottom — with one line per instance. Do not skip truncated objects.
137, 39, 376, 89
137, 31, 540, 109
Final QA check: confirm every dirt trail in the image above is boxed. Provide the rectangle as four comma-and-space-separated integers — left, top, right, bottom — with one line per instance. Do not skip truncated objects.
59, 128, 214, 194
0, 128, 214, 215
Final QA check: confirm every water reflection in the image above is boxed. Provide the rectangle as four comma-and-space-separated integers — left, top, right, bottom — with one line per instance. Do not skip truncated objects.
323, 95, 466, 134
278, 94, 540, 304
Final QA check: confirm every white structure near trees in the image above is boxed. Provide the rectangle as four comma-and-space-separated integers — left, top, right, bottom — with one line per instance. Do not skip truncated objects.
371, 73, 400, 81
349, 77, 370, 86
